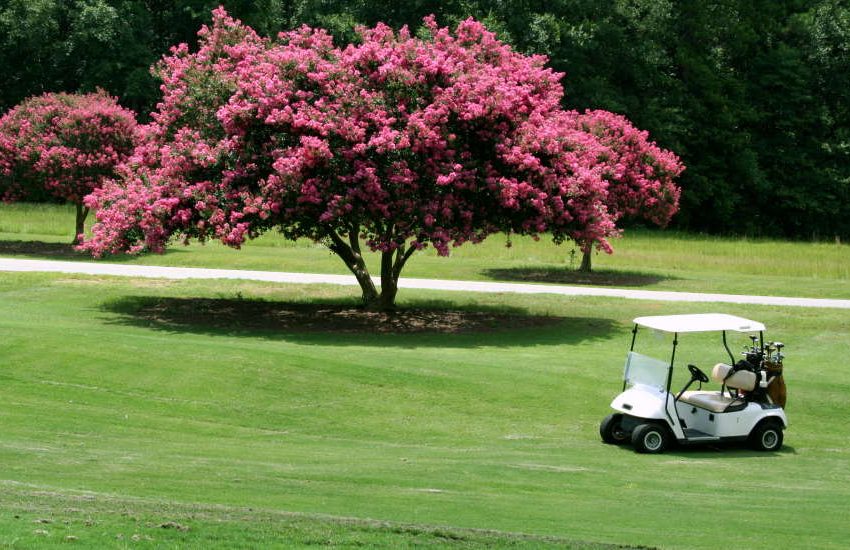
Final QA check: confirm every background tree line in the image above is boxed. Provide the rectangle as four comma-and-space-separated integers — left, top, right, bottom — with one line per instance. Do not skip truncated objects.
1, 0, 848, 239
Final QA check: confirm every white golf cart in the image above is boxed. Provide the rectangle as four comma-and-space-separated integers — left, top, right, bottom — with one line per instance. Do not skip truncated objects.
600, 314, 787, 453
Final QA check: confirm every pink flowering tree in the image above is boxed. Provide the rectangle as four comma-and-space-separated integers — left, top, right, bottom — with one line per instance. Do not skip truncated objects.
83, 9, 675, 309
571, 110, 684, 272
0, 91, 138, 243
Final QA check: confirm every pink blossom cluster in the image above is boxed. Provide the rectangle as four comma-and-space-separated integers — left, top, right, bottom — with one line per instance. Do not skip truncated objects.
0, 91, 138, 205
575, 109, 683, 229
82, 8, 682, 261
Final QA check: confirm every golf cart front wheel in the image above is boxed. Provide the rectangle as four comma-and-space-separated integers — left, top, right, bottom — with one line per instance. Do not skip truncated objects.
600, 414, 628, 445
749, 420, 784, 451
632, 423, 670, 454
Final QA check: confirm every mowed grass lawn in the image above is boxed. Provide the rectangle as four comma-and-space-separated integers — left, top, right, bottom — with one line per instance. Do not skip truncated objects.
1, 202, 849, 299
2, 269, 850, 548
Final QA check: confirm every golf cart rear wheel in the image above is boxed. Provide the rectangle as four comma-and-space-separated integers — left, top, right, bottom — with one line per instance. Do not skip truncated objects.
632, 423, 669, 454
749, 420, 784, 451
600, 414, 628, 445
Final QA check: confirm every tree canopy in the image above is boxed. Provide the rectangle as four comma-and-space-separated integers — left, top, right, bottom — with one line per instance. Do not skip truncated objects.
80, 9, 680, 308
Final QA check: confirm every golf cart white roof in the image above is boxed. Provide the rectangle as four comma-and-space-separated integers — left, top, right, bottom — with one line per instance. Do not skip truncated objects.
633, 313, 765, 333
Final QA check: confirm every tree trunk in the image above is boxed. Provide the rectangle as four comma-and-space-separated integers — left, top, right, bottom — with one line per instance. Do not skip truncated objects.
579, 246, 593, 273
326, 228, 416, 310
379, 242, 416, 311
380, 250, 398, 310
73, 203, 89, 245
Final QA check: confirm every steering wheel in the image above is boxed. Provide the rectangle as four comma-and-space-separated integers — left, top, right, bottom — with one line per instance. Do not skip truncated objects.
688, 364, 709, 383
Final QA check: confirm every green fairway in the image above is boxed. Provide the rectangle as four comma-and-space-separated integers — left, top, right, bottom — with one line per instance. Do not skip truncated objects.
1, 202, 849, 300
2, 271, 849, 548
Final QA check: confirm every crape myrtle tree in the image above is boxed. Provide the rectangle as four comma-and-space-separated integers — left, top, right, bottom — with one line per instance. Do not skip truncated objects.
82, 9, 680, 309
0, 91, 138, 243
572, 109, 683, 272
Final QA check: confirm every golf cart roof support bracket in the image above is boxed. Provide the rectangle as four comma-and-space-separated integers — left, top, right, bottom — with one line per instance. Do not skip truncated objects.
624, 324, 640, 392
664, 333, 679, 428
667, 334, 678, 393
722, 330, 735, 364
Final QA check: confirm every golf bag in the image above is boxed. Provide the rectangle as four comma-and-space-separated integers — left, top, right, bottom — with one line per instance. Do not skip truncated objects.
764, 361, 787, 408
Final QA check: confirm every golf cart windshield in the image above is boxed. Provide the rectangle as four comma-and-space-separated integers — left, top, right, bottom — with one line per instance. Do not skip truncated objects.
623, 351, 669, 391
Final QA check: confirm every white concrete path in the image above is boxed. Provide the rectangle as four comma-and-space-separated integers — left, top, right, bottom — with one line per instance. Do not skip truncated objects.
2, 257, 849, 309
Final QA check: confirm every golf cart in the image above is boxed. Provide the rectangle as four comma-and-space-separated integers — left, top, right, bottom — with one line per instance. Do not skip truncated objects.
600, 313, 788, 454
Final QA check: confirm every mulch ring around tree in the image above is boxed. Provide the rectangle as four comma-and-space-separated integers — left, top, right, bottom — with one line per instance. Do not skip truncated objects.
128, 297, 562, 335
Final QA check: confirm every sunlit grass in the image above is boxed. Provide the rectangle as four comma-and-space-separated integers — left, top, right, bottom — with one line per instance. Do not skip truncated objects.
1, 272, 849, 548
0, 202, 77, 237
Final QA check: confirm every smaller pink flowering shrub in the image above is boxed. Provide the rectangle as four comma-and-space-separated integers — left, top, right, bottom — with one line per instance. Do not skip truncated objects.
0, 91, 138, 242
571, 109, 684, 270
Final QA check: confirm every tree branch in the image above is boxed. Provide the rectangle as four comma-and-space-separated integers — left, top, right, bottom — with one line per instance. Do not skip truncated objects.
393, 243, 416, 279
348, 223, 362, 258
326, 228, 360, 273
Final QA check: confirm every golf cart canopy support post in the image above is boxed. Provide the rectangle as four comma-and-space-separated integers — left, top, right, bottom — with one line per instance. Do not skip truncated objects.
722, 331, 734, 364
664, 333, 678, 426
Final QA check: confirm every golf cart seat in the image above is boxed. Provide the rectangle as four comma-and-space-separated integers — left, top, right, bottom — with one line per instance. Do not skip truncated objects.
679, 390, 747, 413
711, 362, 756, 391
678, 364, 754, 413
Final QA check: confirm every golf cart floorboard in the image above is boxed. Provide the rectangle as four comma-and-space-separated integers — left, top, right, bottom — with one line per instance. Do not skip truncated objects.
683, 428, 719, 441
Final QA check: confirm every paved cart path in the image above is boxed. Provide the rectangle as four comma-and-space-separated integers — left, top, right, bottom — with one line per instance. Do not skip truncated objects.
2, 257, 849, 309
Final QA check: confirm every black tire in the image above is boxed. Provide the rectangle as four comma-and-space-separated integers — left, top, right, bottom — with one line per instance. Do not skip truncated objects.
632, 423, 669, 454
600, 414, 628, 445
749, 420, 784, 451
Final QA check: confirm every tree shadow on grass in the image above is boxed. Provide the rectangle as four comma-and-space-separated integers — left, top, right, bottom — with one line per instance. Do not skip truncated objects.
100, 295, 618, 348
483, 267, 673, 287
608, 441, 797, 458
663, 442, 798, 459
0, 239, 84, 259
0, 238, 189, 262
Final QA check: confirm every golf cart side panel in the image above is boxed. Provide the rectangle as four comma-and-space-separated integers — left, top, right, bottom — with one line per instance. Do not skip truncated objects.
678, 402, 785, 438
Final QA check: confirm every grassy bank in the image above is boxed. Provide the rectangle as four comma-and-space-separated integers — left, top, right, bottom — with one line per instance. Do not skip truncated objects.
1, 202, 848, 299
2, 272, 849, 548
1, 485, 625, 549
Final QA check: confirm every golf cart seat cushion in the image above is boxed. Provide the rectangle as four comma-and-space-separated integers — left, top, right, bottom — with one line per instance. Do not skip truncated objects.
711, 363, 757, 391
680, 390, 747, 413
